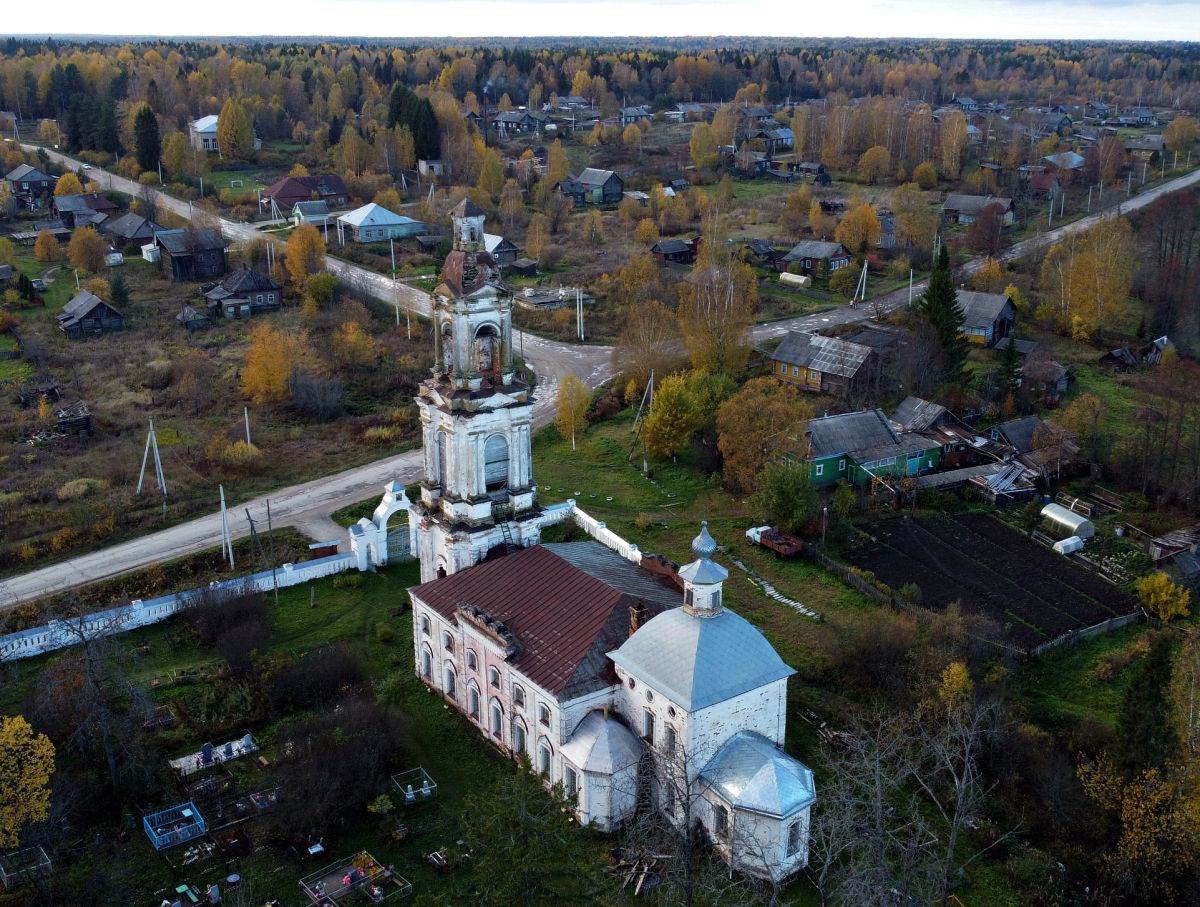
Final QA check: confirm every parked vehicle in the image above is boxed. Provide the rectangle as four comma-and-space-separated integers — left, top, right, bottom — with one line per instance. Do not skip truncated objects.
746, 525, 805, 557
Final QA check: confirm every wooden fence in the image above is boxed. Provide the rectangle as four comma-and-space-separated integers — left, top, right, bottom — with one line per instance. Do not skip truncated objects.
1029, 610, 1146, 657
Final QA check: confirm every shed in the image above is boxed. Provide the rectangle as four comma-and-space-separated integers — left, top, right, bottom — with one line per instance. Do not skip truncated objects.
1041, 503, 1095, 540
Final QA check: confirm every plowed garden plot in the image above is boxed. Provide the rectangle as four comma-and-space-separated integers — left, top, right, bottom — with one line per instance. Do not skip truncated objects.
843, 513, 1136, 652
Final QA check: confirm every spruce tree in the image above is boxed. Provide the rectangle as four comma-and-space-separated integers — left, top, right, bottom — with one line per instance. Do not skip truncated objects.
413, 99, 440, 161
916, 248, 967, 386
133, 105, 161, 173
997, 335, 1021, 397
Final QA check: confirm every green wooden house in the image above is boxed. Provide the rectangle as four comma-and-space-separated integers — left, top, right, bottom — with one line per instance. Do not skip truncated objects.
802, 409, 943, 488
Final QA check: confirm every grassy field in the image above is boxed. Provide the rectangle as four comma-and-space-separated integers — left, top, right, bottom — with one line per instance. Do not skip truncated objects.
1018, 621, 1149, 732
203, 169, 267, 193
0, 228, 433, 578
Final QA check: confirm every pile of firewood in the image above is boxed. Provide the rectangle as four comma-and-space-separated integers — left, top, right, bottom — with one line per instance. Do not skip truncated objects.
607, 847, 670, 896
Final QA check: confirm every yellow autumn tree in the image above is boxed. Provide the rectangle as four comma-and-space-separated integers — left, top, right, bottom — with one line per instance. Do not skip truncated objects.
970, 258, 1005, 293
288, 162, 310, 177
857, 145, 890, 184
67, 228, 107, 273
677, 227, 757, 375
241, 323, 306, 404
716, 377, 812, 492
332, 321, 378, 370
834, 202, 881, 254
216, 97, 255, 160
809, 199, 834, 239
939, 110, 969, 179
913, 160, 938, 190
53, 171, 84, 196
890, 181, 938, 252
286, 223, 326, 292
33, 229, 61, 263
634, 218, 659, 246
1039, 219, 1134, 337
644, 372, 697, 459
1136, 572, 1192, 622
555, 372, 590, 451
1078, 755, 1200, 902
689, 122, 719, 169
0, 714, 55, 849
546, 139, 570, 185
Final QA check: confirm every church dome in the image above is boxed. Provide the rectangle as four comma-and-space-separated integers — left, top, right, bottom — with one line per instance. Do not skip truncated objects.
608, 607, 794, 712
692, 521, 718, 559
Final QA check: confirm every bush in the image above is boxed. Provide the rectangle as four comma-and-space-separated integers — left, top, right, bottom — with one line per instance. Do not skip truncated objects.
375, 622, 395, 644
829, 266, 858, 296
289, 372, 344, 421
123, 242, 142, 257
183, 586, 271, 647
268, 644, 367, 713
362, 425, 405, 445
51, 527, 80, 552
57, 477, 108, 501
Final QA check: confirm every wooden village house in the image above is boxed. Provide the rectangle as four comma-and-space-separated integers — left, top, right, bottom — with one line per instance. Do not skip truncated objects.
57, 291, 124, 338
202, 267, 282, 319
770, 331, 878, 401
155, 229, 228, 282
957, 290, 1016, 347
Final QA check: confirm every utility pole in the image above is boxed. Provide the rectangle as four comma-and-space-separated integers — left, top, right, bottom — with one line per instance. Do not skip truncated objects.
266, 499, 279, 606
1087, 186, 1092, 212
136, 417, 168, 516
219, 485, 234, 569
908, 268, 913, 306
243, 406, 251, 445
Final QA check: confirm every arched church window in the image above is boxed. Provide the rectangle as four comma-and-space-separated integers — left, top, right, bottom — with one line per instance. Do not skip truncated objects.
468, 682, 480, 720
474, 326, 499, 377
443, 663, 456, 699
490, 700, 504, 739
421, 646, 432, 679
513, 719, 527, 754
537, 740, 552, 777
484, 435, 509, 490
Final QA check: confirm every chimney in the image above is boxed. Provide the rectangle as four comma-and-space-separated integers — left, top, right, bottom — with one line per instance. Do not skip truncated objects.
628, 603, 648, 638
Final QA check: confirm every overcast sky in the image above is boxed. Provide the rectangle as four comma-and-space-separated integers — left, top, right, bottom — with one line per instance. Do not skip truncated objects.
7, 0, 1197, 41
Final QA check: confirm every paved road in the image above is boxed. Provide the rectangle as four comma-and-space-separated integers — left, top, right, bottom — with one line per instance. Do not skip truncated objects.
4, 149, 1196, 607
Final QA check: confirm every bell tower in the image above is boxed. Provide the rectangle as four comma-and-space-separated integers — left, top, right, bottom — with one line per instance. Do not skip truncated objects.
410, 197, 540, 582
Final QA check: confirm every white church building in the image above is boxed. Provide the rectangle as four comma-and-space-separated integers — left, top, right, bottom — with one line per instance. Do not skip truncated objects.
404, 198, 816, 882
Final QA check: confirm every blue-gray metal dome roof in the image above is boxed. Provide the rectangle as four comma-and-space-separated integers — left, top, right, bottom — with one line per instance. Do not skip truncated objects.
700, 731, 816, 818
608, 607, 794, 711
678, 521, 729, 588
692, 521, 718, 558
560, 710, 642, 775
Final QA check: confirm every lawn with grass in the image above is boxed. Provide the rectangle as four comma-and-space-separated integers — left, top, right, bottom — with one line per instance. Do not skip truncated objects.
1016, 621, 1149, 731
